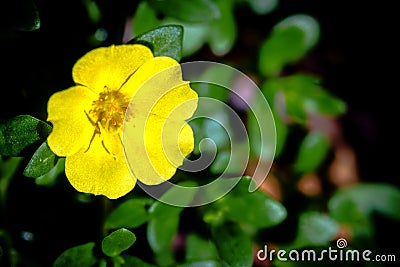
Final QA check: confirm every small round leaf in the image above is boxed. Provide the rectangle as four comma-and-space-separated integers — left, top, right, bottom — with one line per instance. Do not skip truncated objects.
102, 228, 136, 257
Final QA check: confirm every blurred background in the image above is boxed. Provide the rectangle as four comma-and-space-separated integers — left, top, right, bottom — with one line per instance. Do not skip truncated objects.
1, 0, 398, 266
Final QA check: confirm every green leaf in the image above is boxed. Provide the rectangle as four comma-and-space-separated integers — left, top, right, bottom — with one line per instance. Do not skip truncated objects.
180, 23, 209, 57
191, 64, 233, 103
292, 212, 339, 248
131, 0, 235, 57
120, 255, 158, 267
328, 183, 400, 221
269, 74, 346, 123
247, 99, 281, 160
129, 25, 183, 62
177, 260, 229, 267
202, 118, 230, 152
259, 14, 319, 76
294, 131, 330, 174
210, 151, 230, 174
146, 182, 197, 253
221, 192, 287, 228
253, 79, 289, 158
276, 14, 320, 48
83, 0, 101, 24
52, 242, 97, 267
327, 193, 373, 242
147, 0, 220, 23
102, 228, 136, 257
0, 115, 52, 157
35, 157, 65, 186
104, 199, 152, 230
212, 222, 253, 267
283, 74, 346, 117
247, 0, 278, 15
151, 181, 198, 209
212, 177, 287, 228
147, 205, 181, 253
131, 2, 209, 57
259, 26, 305, 76
154, 249, 176, 267
132, 1, 161, 37
208, 0, 236, 56
272, 109, 288, 158
185, 233, 219, 262
303, 90, 347, 116
1, 157, 23, 206
23, 141, 58, 178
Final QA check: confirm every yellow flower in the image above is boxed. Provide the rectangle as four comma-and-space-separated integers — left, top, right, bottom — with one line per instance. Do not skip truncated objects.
47, 44, 198, 199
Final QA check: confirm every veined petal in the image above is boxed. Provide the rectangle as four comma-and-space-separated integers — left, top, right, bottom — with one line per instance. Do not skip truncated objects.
123, 114, 194, 185
120, 56, 180, 97
47, 86, 95, 156
123, 56, 198, 122
150, 82, 198, 122
72, 44, 153, 93
65, 135, 135, 199
122, 57, 198, 185
177, 122, 195, 157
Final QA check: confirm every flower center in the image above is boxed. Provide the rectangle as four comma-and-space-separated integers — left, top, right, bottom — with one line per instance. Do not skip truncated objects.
89, 87, 130, 134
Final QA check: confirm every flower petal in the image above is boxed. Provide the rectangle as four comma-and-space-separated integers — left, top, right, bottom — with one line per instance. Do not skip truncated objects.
120, 56, 180, 97
72, 44, 153, 93
123, 56, 198, 122
65, 135, 135, 199
122, 57, 198, 185
47, 86, 95, 156
123, 114, 194, 185
150, 82, 198, 122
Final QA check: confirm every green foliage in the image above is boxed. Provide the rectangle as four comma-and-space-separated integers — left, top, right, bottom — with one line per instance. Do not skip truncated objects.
102, 228, 136, 257
52, 242, 97, 267
328, 183, 400, 243
132, 0, 237, 57
329, 183, 400, 221
246, 0, 278, 15
34, 157, 65, 186
119, 255, 158, 267
211, 222, 253, 267
145, 182, 197, 256
292, 212, 339, 248
128, 25, 184, 62
247, 93, 279, 160
184, 233, 219, 262
262, 74, 346, 124
207, 0, 236, 56
0, 157, 23, 206
0, 115, 52, 157
104, 198, 152, 230
205, 177, 287, 228
176, 260, 228, 267
294, 131, 330, 174
147, 203, 181, 253
259, 14, 320, 76
23, 141, 58, 178
147, 0, 220, 23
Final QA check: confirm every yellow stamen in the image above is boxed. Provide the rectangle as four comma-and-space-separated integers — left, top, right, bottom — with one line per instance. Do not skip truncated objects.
89, 86, 130, 134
